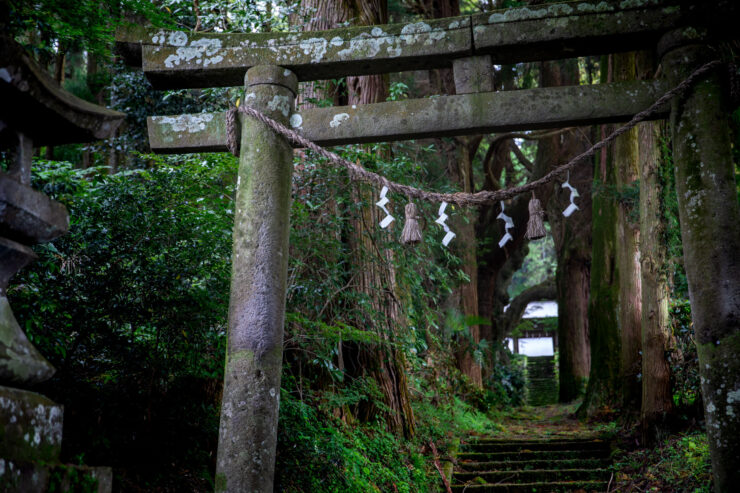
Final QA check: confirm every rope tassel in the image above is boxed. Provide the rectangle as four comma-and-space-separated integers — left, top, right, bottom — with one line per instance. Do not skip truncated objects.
401, 202, 423, 245
526, 193, 546, 240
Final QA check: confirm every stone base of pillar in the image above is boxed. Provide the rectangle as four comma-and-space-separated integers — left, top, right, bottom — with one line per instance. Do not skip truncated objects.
0, 386, 112, 493
0, 385, 63, 462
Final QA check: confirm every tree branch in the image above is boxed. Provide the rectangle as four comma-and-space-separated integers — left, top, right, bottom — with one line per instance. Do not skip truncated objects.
509, 140, 533, 173
501, 278, 556, 338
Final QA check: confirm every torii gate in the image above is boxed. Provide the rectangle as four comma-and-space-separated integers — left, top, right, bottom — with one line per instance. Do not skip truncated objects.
116, 1, 740, 491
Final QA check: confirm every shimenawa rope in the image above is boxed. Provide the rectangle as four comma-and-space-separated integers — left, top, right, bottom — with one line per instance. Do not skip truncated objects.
226, 60, 721, 206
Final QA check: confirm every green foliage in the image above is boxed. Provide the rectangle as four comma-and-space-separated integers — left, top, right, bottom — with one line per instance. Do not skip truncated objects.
10, 156, 234, 489
388, 81, 410, 101
8, 0, 168, 57
48, 466, 99, 493
483, 352, 526, 408
3, 3, 570, 490
277, 388, 434, 493
158, 0, 296, 33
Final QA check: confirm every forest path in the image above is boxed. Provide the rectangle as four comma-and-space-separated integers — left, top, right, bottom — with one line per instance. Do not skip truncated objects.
451, 404, 614, 492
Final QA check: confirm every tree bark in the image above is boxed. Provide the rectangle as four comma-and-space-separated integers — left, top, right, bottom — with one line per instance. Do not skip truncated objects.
347, 0, 388, 107
579, 55, 623, 418
343, 0, 415, 438
660, 30, 740, 492
423, 0, 483, 387
539, 59, 593, 403
450, 136, 483, 386
637, 51, 675, 445
638, 118, 675, 445
613, 53, 643, 417
295, 0, 351, 109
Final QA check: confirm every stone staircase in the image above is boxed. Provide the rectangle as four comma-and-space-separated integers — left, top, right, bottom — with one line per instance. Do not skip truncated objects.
525, 356, 558, 407
451, 437, 612, 492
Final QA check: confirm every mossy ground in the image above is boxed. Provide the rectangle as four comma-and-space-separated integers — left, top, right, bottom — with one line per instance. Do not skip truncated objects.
488, 403, 612, 441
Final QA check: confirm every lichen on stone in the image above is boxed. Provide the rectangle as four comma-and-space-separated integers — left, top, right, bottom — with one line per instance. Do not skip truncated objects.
163, 37, 224, 68
298, 37, 328, 63
329, 113, 350, 128
267, 95, 292, 118
159, 114, 214, 133
289, 114, 303, 129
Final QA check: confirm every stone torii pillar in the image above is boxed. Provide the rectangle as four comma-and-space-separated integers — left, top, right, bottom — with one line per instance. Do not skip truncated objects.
215, 66, 296, 493
659, 28, 740, 491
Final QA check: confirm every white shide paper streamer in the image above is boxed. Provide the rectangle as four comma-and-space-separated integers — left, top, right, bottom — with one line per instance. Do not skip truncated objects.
375, 186, 395, 229
435, 202, 456, 246
497, 200, 514, 248
562, 173, 580, 217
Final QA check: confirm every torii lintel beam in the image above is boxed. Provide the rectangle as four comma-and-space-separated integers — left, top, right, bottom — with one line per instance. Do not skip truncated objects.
147, 79, 669, 153
115, 0, 732, 90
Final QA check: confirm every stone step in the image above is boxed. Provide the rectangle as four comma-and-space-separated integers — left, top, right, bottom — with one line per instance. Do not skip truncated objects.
453, 468, 610, 484
450, 480, 608, 492
525, 356, 555, 364
463, 440, 609, 453
468, 437, 603, 445
526, 361, 555, 367
457, 449, 611, 462
457, 458, 610, 471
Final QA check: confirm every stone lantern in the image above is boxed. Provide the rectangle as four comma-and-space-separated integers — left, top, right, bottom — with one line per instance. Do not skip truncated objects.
0, 27, 125, 492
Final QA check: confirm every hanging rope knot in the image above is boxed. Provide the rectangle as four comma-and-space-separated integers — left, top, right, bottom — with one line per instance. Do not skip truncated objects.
401, 202, 423, 245
526, 192, 546, 240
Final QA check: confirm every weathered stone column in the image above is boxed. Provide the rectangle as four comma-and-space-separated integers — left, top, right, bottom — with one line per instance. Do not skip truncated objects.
659, 29, 740, 492
215, 65, 296, 493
